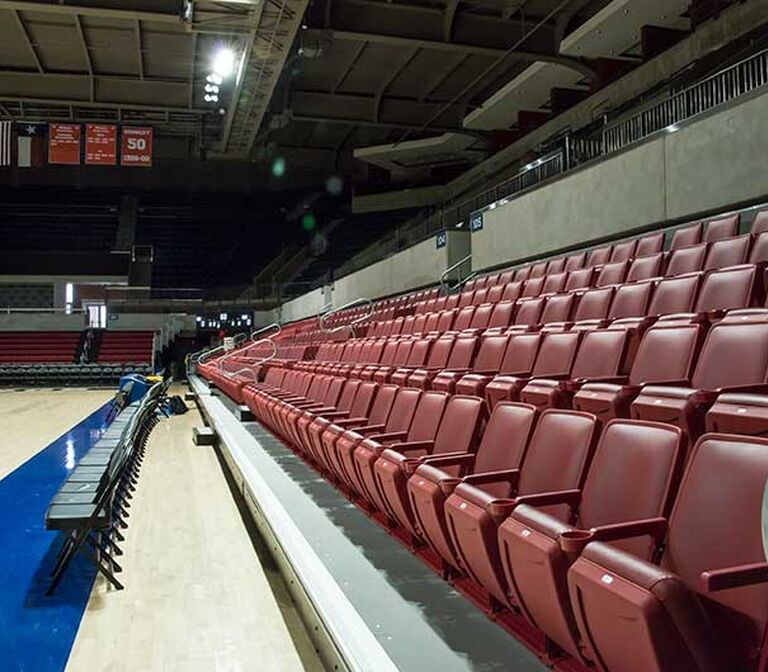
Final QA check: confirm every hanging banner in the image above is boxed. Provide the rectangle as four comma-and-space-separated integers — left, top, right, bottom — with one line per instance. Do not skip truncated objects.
48, 123, 81, 165
85, 124, 117, 165
120, 126, 153, 167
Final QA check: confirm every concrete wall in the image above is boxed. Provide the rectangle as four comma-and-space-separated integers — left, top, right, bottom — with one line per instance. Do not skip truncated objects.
107, 313, 192, 348
330, 230, 467, 306
0, 313, 85, 331
473, 89, 768, 270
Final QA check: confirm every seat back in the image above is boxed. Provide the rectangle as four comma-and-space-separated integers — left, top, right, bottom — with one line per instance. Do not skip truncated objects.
648, 274, 700, 316
405, 338, 433, 367
694, 264, 760, 314
570, 329, 631, 380
453, 306, 476, 331
530, 261, 548, 279
629, 323, 704, 385
541, 272, 568, 296
610, 239, 637, 263
488, 301, 515, 329
473, 402, 538, 489
540, 293, 575, 324
367, 384, 399, 425
635, 231, 664, 257
704, 233, 751, 271
445, 335, 479, 369
547, 258, 566, 275
486, 284, 505, 304
691, 318, 768, 390
473, 334, 509, 372
405, 390, 450, 441
514, 297, 545, 326
391, 339, 414, 366
515, 266, 531, 282
626, 253, 663, 282
574, 287, 614, 322
587, 246, 612, 267
499, 333, 542, 375
323, 377, 346, 407
565, 252, 587, 272
458, 290, 474, 308
433, 395, 487, 457
666, 243, 707, 276
378, 340, 399, 366
703, 214, 739, 242
662, 434, 768, 665
472, 288, 489, 306
522, 276, 545, 298
670, 223, 703, 250
516, 410, 599, 519
531, 331, 581, 377
368, 340, 386, 364
436, 309, 457, 332
445, 294, 460, 310
501, 281, 523, 303
412, 314, 428, 335
749, 231, 768, 265
349, 381, 379, 418
578, 420, 683, 558
565, 267, 594, 292
751, 210, 768, 235
425, 335, 455, 368
400, 315, 416, 335
469, 304, 493, 330
498, 271, 515, 285
608, 281, 653, 320
337, 379, 362, 412
384, 388, 421, 433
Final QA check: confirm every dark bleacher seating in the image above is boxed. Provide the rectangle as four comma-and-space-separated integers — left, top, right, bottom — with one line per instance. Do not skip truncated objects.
0, 331, 79, 363
196, 204, 768, 672
98, 331, 154, 365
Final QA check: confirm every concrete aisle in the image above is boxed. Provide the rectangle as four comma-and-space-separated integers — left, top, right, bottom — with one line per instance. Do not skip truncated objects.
0, 388, 112, 480
65, 397, 325, 672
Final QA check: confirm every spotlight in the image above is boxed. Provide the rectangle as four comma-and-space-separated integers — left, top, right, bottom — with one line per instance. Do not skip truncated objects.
204, 84, 220, 93
203, 94, 219, 103
206, 73, 223, 85
212, 48, 236, 78
218, 107, 227, 115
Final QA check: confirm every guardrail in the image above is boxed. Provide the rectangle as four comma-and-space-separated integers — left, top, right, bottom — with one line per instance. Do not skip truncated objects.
440, 254, 474, 294
572, 45, 768, 163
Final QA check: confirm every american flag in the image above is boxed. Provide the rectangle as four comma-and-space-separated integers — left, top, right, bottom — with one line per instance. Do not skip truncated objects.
0, 121, 11, 167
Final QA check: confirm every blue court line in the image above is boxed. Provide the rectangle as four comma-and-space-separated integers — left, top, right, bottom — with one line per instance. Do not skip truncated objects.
0, 400, 113, 672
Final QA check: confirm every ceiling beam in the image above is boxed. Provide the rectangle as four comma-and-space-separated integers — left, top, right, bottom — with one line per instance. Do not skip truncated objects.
328, 30, 594, 78
443, 0, 459, 42
135, 20, 145, 80
74, 15, 95, 103
0, 1, 181, 24
188, 32, 198, 109
0, 95, 206, 116
291, 113, 482, 139
419, 53, 467, 102
13, 10, 44, 74
374, 47, 418, 122
0, 68, 188, 86
331, 41, 366, 93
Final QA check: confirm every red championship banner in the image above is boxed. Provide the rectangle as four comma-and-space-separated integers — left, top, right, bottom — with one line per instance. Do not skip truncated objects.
48, 123, 81, 165
120, 126, 153, 167
85, 124, 117, 165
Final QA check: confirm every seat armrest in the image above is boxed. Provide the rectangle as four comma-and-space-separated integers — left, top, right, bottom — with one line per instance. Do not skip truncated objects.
320, 410, 350, 419
702, 562, 768, 592
582, 375, 630, 386
589, 517, 668, 543
391, 441, 435, 456
367, 430, 408, 443
463, 468, 521, 488
718, 383, 768, 395
355, 423, 387, 436
419, 453, 475, 470
514, 488, 581, 508
471, 369, 500, 376
330, 417, 370, 428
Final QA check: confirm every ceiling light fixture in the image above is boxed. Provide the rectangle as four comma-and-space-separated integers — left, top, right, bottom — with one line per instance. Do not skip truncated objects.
212, 48, 236, 78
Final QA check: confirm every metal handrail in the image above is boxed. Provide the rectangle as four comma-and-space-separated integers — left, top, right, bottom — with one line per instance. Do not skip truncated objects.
440, 254, 474, 294
319, 297, 374, 338
221, 336, 279, 381
249, 321, 282, 342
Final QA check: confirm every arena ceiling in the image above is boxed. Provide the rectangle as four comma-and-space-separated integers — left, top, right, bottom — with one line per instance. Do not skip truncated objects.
0, 0, 616, 179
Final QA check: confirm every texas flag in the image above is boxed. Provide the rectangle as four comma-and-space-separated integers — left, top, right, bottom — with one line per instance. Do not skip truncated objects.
16, 122, 46, 167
